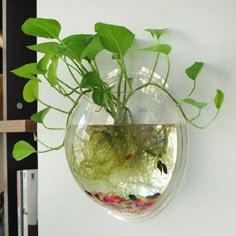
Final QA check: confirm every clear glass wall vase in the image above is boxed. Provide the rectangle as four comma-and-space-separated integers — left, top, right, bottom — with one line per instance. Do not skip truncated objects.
64, 67, 187, 222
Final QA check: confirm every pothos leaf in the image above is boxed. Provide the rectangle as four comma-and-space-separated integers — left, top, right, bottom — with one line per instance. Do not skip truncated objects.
11, 63, 42, 79
145, 28, 168, 39
95, 22, 135, 56
141, 44, 172, 55
92, 90, 106, 106
185, 62, 204, 81
62, 34, 93, 60
37, 54, 53, 74
22, 17, 61, 39
47, 57, 59, 86
214, 89, 224, 109
27, 42, 61, 56
23, 78, 39, 103
182, 98, 208, 109
81, 34, 104, 60
31, 107, 50, 123
81, 71, 103, 88
13, 140, 36, 160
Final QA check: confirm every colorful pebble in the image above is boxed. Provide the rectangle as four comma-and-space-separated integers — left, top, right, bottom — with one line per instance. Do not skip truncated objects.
85, 190, 161, 214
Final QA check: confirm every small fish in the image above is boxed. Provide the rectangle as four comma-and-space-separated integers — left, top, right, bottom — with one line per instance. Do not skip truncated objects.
125, 154, 133, 160
128, 194, 137, 201
151, 192, 161, 199
85, 190, 92, 196
157, 160, 168, 174
162, 163, 168, 174
163, 124, 172, 129
142, 137, 149, 143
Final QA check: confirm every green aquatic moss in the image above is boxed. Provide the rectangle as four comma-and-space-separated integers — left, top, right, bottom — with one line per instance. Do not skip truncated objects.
69, 124, 175, 195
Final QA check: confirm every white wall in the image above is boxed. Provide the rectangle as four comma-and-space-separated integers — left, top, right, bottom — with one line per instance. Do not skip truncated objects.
37, 0, 236, 235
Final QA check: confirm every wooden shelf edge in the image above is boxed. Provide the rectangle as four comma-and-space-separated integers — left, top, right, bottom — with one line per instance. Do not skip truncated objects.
0, 120, 37, 133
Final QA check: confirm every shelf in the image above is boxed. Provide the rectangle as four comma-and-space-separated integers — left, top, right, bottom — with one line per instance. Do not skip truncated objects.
0, 120, 36, 133
2, 1, 38, 235
0, 31, 2, 48
0, 75, 36, 133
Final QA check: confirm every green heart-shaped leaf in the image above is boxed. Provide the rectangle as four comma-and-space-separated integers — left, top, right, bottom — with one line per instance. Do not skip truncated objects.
183, 98, 207, 109
214, 89, 224, 109
37, 54, 52, 74
145, 28, 168, 39
31, 107, 50, 123
141, 44, 172, 55
92, 90, 106, 106
47, 57, 59, 86
95, 22, 135, 57
13, 140, 36, 160
22, 18, 61, 39
185, 62, 204, 81
11, 63, 42, 79
81, 34, 104, 60
62, 34, 93, 60
23, 78, 39, 103
81, 71, 103, 88
28, 42, 61, 56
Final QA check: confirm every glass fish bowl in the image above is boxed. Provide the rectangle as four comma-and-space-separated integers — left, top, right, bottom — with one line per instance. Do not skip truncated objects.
64, 67, 187, 222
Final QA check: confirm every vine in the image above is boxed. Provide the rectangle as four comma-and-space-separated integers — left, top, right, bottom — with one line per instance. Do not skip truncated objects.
11, 18, 224, 160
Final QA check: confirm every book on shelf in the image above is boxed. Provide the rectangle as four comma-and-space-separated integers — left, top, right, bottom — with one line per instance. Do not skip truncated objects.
17, 169, 38, 236
17, 171, 23, 236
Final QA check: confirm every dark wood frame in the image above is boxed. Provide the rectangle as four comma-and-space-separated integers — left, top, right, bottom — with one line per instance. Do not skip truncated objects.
3, 0, 37, 235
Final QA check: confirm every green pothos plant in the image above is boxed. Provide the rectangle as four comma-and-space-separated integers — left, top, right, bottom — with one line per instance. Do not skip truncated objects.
11, 18, 224, 161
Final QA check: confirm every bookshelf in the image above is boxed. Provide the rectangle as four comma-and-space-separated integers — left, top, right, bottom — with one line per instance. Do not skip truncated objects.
0, 4, 4, 236
1, 0, 37, 235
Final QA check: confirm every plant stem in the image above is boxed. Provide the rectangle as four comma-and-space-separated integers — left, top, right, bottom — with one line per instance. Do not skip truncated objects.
123, 81, 189, 123
42, 74, 77, 103
57, 78, 81, 95
38, 99, 69, 114
149, 53, 160, 83
66, 59, 84, 76
63, 58, 81, 86
89, 60, 100, 75
189, 108, 202, 122
106, 92, 117, 118
187, 109, 220, 129
114, 56, 133, 124
93, 60, 100, 75
54, 85, 76, 104
42, 123, 65, 131
115, 59, 124, 123
34, 133, 64, 152
58, 37, 88, 76
162, 55, 170, 88
37, 143, 64, 153
65, 93, 84, 126
187, 80, 196, 97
